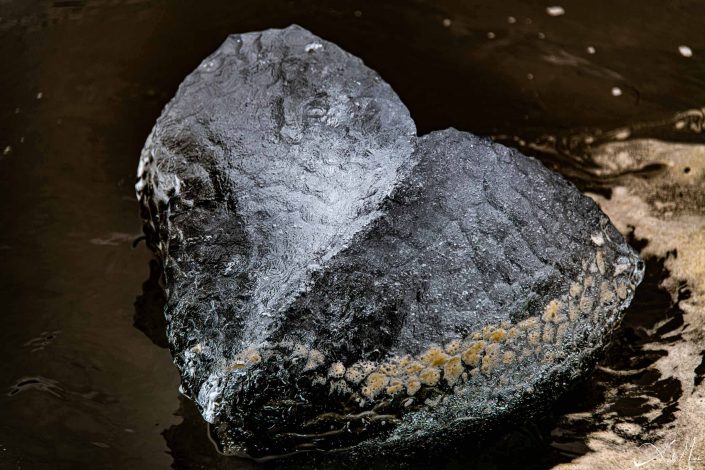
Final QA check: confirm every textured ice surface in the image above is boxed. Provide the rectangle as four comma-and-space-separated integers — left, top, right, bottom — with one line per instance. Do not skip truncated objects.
136, 25, 643, 459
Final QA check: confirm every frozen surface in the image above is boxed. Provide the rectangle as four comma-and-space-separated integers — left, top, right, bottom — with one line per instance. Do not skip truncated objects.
137, 25, 643, 459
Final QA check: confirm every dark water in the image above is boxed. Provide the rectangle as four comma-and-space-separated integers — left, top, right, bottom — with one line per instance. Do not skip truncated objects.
1, 1, 704, 469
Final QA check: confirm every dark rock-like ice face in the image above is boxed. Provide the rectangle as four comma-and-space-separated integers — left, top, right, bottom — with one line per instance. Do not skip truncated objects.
136, 25, 643, 459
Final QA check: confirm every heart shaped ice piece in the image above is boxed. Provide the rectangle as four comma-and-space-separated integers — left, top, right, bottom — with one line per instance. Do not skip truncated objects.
136, 25, 643, 459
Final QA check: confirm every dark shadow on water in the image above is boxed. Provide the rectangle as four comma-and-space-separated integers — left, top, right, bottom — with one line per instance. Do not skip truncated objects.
134, 259, 169, 350
162, 395, 261, 470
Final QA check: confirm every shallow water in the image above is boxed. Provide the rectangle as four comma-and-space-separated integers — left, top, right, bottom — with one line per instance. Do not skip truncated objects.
1, 1, 704, 469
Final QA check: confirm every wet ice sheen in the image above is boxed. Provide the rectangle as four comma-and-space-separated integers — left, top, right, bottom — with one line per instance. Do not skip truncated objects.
136, 25, 642, 459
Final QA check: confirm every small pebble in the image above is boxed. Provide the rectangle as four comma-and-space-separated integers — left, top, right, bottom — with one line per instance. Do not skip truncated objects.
546, 6, 565, 16
442, 18, 452, 27
678, 45, 693, 58
611, 87, 622, 97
